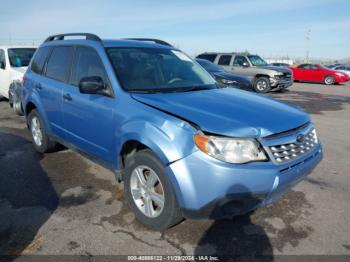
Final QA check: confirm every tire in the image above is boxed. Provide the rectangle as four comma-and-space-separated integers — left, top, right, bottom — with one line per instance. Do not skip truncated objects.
13, 99, 23, 116
27, 109, 59, 153
254, 77, 271, 93
124, 149, 183, 230
324, 75, 335, 85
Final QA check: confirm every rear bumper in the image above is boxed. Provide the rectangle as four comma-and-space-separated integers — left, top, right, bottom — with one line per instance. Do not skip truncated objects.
166, 144, 322, 219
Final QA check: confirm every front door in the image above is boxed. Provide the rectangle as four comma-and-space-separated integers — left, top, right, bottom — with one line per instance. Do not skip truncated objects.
62, 46, 115, 163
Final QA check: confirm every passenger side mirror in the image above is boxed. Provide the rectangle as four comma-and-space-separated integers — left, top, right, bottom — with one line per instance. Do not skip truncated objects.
0, 61, 5, 70
79, 76, 108, 95
242, 62, 249, 67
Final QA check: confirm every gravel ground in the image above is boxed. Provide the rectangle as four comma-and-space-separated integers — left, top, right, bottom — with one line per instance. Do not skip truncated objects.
0, 82, 350, 261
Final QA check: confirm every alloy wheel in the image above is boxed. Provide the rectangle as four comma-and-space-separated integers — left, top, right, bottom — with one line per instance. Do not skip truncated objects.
130, 165, 165, 218
31, 117, 43, 147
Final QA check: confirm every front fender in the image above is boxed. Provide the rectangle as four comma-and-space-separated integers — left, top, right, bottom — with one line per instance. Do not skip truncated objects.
116, 118, 198, 169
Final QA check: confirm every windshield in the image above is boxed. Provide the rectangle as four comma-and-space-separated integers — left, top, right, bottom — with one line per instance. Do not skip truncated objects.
107, 48, 216, 92
8, 48, 36, 67
196, 59, 224, 72
248, 55, 268, 66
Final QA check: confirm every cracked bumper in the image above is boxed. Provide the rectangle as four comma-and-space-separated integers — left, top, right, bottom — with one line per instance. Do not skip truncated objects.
166, 144, 322, 219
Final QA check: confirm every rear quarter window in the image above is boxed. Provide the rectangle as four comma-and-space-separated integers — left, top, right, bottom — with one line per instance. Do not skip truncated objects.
31, 46, 52, 75
45, 46, 73, 82
196, 54, 217, 62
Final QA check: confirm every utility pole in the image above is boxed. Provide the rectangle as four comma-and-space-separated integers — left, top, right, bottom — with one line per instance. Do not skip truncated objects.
306, 29, 311, 63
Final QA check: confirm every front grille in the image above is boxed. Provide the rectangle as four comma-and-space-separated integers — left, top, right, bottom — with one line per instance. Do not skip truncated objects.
269, 128, 317, 163
278, 73, 291, 80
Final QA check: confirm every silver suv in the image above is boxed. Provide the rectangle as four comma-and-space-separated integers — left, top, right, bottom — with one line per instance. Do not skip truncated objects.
196, 52, 293, 93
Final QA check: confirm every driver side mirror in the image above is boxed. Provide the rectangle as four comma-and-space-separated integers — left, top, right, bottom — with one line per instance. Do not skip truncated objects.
242, 62, 249, 67
79, 76, 110, 96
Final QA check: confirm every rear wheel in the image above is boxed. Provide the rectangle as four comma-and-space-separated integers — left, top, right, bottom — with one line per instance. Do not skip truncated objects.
254, 77, 271, 93
28, 109, 59, 153
324, 75, 335, 85
124, 149, 183, 230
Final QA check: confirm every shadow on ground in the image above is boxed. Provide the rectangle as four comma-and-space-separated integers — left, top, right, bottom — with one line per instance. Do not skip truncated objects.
269, 89, 350, 114
0, 129, 59, 258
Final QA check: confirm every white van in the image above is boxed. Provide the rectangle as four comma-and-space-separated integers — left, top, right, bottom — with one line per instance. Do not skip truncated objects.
0, 46, 36, 112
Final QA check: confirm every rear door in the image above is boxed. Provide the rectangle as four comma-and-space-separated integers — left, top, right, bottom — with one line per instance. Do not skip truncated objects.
216, 55, 232, 71
40, 46, 74, 137
62, 46, 115, 163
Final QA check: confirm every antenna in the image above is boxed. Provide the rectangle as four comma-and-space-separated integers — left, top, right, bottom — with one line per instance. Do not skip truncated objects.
306, 29, 311, 63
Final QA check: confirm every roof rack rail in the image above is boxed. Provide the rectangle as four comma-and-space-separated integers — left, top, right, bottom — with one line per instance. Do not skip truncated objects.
44, 33, 102, 43
124, 38, 173, 47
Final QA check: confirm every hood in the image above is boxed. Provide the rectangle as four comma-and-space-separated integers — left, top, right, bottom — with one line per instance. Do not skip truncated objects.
212, 71, 250, 83
258, 65, 291, 74
131, 88, 309, 138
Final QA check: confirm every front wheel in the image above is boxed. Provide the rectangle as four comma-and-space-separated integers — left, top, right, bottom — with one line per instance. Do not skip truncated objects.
124, 150, 183, 230
254, 77, 271, 93
324, 75, 335, 85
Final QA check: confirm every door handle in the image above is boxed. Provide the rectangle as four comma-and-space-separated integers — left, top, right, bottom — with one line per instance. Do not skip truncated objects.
63, 93, 72, 101
35, 84, 42, 90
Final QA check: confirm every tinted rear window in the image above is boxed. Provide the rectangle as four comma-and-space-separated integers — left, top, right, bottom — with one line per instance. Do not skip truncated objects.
45, 46, 73, 82
196, 54, 217, 62
8, 48, 36, 67
31, 47, 51, 75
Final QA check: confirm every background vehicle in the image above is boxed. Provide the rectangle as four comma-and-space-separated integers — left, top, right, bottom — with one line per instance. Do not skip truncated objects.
291, 64, 349, 85
332, 64, 350, 77
270, 62, 291, 68
196, 52, 293, 93
0, 46, 36, 114
23, 33, 322, 230
196, 58, 252, 91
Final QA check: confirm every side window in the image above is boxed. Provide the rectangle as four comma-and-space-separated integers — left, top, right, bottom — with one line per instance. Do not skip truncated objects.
218, 55, 232, 66
31, 46, 51, 75
70, 47, 108, 87
298, 64, 308, 69
309, 65, 317, 70
337, 66, 345, 70
233, 56, 249, 66
0, 49, 6, 70
45, 46, 73, 82
196, 54, 217, 62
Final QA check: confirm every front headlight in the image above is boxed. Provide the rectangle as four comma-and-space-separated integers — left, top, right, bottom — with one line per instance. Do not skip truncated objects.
221, 78, 238, 85
194, 134, 267, 164
335, 72, 345, 77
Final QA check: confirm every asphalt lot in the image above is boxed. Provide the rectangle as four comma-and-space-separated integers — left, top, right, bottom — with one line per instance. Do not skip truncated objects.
0, 82, 350, 260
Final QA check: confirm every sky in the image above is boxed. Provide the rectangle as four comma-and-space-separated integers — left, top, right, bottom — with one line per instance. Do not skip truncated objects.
0, 0, 349, 60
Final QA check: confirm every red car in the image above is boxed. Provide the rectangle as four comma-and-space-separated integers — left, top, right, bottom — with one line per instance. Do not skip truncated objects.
291, 64, 349, 85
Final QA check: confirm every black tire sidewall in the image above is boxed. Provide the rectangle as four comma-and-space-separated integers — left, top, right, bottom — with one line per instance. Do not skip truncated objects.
124, 150, 182, 230
254, 77, 271, 93
28, 110, 51, 153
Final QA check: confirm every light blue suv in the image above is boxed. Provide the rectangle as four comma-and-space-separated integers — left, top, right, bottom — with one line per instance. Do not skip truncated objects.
23, 33, 322, 230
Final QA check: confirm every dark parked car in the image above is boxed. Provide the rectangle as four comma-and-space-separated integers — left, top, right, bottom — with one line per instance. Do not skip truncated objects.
196, 58, 252, 91
270, 62, 290, 68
